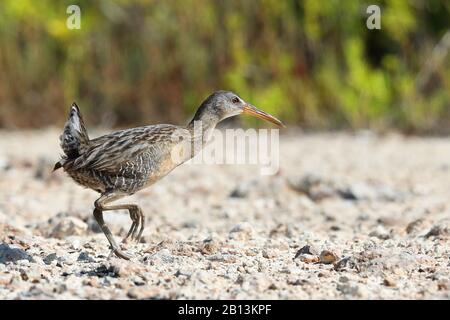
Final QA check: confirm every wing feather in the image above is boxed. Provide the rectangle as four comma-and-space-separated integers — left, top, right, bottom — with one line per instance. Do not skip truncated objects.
70, 124, 185, 172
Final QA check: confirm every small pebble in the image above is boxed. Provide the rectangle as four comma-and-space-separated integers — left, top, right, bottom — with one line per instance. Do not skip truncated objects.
319, 250, 338, 264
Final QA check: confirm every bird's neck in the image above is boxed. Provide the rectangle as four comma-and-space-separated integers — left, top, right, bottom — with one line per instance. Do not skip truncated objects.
186, 112, 220, 144
184, 112, 221, 160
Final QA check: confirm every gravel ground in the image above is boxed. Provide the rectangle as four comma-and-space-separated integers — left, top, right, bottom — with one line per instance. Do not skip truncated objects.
0, 128, 449, 299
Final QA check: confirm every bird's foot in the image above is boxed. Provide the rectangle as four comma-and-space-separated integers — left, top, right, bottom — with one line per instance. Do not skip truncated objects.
114, 248, 132, 260
121, 231, 143, 244
107, 246, 132, 260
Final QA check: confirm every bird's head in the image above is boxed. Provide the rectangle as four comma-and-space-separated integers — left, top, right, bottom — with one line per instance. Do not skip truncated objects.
194, 91, 285, 127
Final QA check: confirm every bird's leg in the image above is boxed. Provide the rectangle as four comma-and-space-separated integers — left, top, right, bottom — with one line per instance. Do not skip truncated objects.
120, 205, 144, 243
117, 205, 144, 243
93, 207, 131, 260
123, 209, 138, 243
95, 195, 144, 243
136, 206, 145, 241
93, 193, 132, 260
103, 204, 144, 243
130, 206, 145, 242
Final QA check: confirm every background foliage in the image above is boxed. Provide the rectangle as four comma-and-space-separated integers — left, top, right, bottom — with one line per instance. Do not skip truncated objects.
0, 0, 449, 133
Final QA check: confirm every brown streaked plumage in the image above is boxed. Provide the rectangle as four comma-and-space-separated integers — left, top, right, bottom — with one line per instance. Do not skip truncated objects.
55, 91, 284, 259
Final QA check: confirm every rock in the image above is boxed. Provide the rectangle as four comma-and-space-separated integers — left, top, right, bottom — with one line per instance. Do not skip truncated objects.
82, 277, 101, 288
19, 267, 42, 283
267, 283, 277, 290
66, 236, 82, 250
369, 225, 390, 240
383, 277, 396, 287
148, 249, 174, 264
86, 216, 102, 233
425, 219, 450, 239
335, 255, 356, 271
375, 185, 405, 202
339, 183, 404, 202
174, 269, 193, 278
77, 251, 95, 262
288, 174, 324, 193
0, 224, 31, 246
338, 183, 375, 200
294, 245, 319, 257
377, 216, 403, 227
244, 274, 272, 292
406, 219, 425, 234
206, 253, 224, 261
43, 253, 58, 265
319, 250, 338, 264
437, 281, 449, 291
49, 217, 88, 239
0, 156, 9, 171
336, 283, 359, 296
144, 240, 173, 255
335, 249, 415, 275
262, 249, 278, 259
244, 248, 258, 257
199, 237, 220, 254
34, 157, 51, 180
0, 273, 13, 285
288, 176, 405, 202
229, 222, 254, 240
0, 244, 33, 263
91, 264, 120, 278
229, 184, 250, 198
98, 260, 147, 278
127, 286, 161, 299
429, 269, 448, 282
294, 245, 320, 263
287, 174, 337, 201
181, 220, 198, 228
206, 253, 236, 263
287, 277, 308, 286
269, 224, 293, 238
17, 259, 31, 266
357, 213, 370, 221
296, 254, 320, 263
174, 242, 196, 257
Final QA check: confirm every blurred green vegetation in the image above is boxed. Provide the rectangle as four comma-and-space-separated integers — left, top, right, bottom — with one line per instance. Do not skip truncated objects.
0, 0, 449, 133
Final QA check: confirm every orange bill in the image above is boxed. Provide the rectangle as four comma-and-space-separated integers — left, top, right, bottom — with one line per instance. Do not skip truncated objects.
242, 104, 285, 127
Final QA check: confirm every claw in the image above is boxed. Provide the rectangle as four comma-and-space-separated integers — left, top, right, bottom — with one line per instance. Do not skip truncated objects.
107, 244, 132, 260
113, 248, 132, 260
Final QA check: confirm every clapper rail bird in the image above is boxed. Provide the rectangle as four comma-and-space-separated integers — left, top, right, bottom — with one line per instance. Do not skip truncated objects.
54, 91, 284, 259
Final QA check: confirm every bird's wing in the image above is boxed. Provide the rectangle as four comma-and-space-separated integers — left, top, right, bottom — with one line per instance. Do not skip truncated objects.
70, 124, 186, 172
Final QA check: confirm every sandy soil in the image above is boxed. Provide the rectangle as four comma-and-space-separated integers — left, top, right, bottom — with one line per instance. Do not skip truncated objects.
0, 128, 449, 299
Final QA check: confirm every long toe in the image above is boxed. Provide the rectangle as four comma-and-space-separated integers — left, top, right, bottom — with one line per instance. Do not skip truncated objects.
134, 230, 144, 243
114, 248, 132, 260
122, 222, 137, 244
136, 222, 145, 242
131, 223, 140, 241
133, 214, 145, 242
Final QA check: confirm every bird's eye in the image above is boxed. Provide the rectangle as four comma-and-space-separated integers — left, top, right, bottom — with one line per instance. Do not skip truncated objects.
232, 97, 240, 104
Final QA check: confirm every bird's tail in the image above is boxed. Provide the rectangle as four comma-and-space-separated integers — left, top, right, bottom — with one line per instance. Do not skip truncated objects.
54, 102, 90, 170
